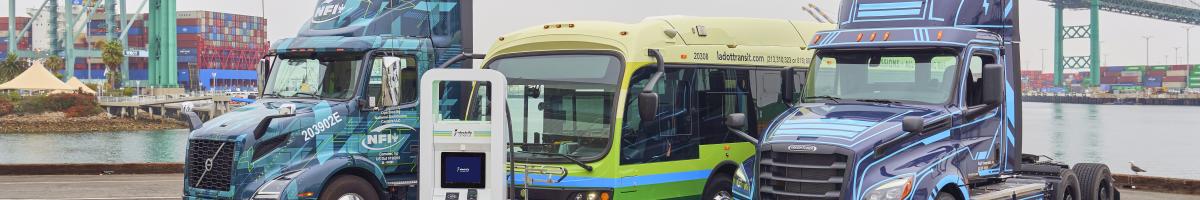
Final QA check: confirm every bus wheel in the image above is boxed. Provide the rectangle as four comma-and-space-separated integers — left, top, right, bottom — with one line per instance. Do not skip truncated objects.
320, 175, 380, 200
702, 173, 733, 200
1073, 163, 1115, 200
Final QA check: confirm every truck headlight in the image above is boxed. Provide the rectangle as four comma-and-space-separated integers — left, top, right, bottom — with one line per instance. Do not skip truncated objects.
864, 175, 913, 200
253, 170, 304, 200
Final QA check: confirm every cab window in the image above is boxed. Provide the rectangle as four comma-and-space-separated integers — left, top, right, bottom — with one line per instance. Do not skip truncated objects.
366, 55, 418, 108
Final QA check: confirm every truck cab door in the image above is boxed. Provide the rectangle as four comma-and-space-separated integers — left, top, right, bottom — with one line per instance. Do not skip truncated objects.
955, 47, 1007, 180
361, 53, 422, 175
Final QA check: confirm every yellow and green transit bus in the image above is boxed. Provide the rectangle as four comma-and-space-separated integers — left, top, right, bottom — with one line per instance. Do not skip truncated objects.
479, 16, 833, 200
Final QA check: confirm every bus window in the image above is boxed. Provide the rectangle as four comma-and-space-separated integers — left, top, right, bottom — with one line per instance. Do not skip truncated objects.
621, 67, 697, 164
696, 68, 751, 144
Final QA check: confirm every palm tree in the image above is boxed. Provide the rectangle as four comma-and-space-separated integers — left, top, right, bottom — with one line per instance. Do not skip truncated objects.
44, 56, 65, 79
97, 40, 125, 90
0, 54, 30, 83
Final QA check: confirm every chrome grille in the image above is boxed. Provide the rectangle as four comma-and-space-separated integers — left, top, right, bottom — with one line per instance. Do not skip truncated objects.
186, 139, 235, 191
759, 146, 850, 200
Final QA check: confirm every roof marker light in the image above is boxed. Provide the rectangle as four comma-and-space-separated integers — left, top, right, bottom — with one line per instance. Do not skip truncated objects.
543, 25, 550, 29
870, 32, 877, 41
498, 37, 505, 41
812, 34, 822, 45
619, 31, 628, 36
937, 31, 944, 41
568, 24, 576, 28
680, 54, 688, 59
856, 33, 864, 42
555, 24, 563, 28
883, 32, 891, 41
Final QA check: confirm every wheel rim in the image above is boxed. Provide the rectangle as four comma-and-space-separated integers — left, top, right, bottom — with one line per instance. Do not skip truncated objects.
711, 190, 733, 200
1100, 181, 1113, 200
337, 193, 365, 200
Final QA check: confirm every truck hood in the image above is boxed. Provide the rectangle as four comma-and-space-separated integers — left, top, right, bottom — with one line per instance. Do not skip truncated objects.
764, 103, 950, 152
189, 99, 350, 141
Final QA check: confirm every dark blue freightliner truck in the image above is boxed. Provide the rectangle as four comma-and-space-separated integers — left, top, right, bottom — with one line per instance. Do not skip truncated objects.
182, 0, 473, 199
746, 0, 1119, 199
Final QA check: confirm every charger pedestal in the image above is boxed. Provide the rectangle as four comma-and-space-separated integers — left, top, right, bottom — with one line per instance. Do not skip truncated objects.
419, 69, 508, 200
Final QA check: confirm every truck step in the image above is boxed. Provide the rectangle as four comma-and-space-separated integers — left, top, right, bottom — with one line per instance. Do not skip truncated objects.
387, 180, 419, 187
969, 179, 1047, 200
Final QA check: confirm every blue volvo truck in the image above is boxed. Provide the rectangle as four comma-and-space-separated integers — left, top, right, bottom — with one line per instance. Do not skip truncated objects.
746, 0, 1119, 199
182, 0, 472, 199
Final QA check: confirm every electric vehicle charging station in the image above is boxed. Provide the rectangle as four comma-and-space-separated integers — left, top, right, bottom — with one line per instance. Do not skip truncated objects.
419, 69, 509, 200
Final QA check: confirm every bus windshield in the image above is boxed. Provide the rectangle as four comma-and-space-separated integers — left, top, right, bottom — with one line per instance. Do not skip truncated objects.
806, 49, 959, 104
263, 55, 363, 100
488, 54, 621, 163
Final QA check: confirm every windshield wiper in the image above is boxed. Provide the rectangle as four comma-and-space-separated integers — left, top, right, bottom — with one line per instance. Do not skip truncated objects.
293, 92, 322, 100
856, 99, 902, 104
260, 93, 282, 98
520, 151, 593, 171
804, 95, 842, 103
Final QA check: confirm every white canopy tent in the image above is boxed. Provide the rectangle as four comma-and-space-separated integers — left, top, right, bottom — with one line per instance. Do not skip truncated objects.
0, 62, 74, 91
62, 77, 98, 94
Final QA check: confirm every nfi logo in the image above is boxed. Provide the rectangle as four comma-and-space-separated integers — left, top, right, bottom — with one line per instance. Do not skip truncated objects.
312, 0, 356, 23
362, 124, 414, 150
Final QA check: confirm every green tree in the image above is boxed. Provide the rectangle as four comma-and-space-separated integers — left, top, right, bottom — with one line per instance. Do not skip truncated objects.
0, 54, 30, 83
97, 40, 125, 90
44, 56, 65, 79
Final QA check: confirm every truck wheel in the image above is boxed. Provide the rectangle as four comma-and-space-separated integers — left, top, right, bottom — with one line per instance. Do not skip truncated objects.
935, 191, 957, 200
1073, 163, 1115, 200
320, 175, 380, 200
702, 173, 733, 200
1053, 168, 1081, 200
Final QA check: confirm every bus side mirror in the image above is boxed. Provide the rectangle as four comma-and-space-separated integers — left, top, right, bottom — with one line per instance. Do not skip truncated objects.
638, 92, 658, 122
982, 64, 1004, 106
781, 68, 797, 103
724, 113, 746, 128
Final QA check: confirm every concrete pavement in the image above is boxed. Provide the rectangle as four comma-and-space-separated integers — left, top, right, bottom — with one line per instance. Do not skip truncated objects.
0, 174, 1196, 199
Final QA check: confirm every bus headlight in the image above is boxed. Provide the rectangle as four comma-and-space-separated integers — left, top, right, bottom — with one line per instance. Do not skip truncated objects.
864, 175, 913, 200
569, 191, 610, 200
253, 170, 304, 200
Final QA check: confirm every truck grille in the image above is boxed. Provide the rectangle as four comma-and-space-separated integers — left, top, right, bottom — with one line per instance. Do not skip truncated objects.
758, 147, 850, 200
187, 139, 235, 191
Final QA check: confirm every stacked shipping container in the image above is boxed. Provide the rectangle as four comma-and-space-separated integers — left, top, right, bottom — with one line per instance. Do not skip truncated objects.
1144, 65, 1191, 89
0, 17, 34, 58
84, 10, 266, 91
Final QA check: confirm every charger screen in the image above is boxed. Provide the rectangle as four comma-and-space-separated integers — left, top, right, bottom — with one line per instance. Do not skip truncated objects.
441, 152, 485, 188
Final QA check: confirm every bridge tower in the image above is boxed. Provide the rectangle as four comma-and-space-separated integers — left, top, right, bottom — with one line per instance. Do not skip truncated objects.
1053, 0, 1102, 87
147, 0, 176, 87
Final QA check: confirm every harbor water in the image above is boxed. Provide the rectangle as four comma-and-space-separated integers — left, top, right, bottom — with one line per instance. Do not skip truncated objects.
1, 103, 1198, 179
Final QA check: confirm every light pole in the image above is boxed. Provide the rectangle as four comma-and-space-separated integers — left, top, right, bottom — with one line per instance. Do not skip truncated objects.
1143, 36, 1153, 67
1040, 48, 1047, 72
1174, 47, 1182, 64
211, 72, 217, 92
1185, 26, 1194, 64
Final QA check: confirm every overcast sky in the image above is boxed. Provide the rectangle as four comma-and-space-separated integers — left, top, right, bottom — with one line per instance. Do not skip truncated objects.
3, 0, 1197, 70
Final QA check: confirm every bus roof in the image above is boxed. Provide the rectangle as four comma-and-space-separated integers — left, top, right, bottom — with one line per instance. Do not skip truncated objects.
484, 16, 835, 68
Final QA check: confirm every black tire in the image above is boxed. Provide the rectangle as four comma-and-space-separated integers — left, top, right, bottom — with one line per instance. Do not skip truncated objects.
1053, 168, 1082, 200
702, 173, 734, 200
1074, 163, 1116, 200
319, 175, 380, 200
935, 191, 958, 200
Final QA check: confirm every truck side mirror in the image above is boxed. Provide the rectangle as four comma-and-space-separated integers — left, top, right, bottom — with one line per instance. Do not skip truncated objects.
982, 64, 1004, 106
902, 116, 924, 133
258, 58, 271, 92
781, 68, 797, 103
638, 92, 658, 122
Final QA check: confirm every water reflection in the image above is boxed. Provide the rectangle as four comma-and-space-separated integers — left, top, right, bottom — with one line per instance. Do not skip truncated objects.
0, 129, 189, 164
1025, 102, 1200, 179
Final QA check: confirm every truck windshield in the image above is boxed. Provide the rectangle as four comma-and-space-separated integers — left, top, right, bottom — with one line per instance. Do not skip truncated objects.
806, 50, 959, 104
487, 54, 621, 163
263, 56, 363, 99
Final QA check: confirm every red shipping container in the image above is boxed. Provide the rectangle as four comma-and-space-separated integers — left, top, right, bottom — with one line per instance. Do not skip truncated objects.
1171, 65, 1191, 70
1118, 76, 1140, 82
1147, 71, 1167, 76
1165, 76, 1187, 82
